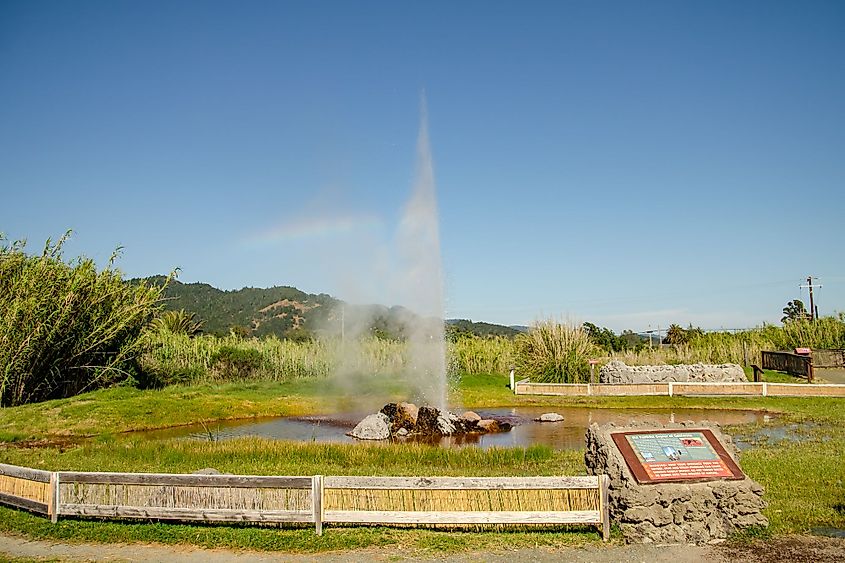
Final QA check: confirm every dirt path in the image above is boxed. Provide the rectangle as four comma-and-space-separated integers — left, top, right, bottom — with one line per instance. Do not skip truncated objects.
0, 533, 722, 563
0, 533, 843, 563
816, 368, 845, 384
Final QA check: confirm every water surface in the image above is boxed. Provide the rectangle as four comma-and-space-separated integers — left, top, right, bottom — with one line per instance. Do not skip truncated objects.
142, 406, 774, 451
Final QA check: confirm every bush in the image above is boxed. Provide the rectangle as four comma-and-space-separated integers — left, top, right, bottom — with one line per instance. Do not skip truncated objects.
211, 346, 265, 380
514, 320, 598, 383
0, 232, 165, 406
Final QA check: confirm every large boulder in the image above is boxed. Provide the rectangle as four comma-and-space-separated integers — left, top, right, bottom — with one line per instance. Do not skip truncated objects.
585, 421, 767, 544
380, 402, 419, 433
461, 411, 482, 423
348, 413, 391, 440
352, 404, 514, 439
477, 419, 500, 432
600, 361, 747, 384
416, 406, 461, 435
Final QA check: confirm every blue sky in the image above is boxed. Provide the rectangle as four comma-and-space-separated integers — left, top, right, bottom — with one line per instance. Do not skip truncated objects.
2, 0, 843, 332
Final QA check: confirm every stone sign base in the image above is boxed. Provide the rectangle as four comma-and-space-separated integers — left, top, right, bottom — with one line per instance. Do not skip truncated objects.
585, 422, 768, 544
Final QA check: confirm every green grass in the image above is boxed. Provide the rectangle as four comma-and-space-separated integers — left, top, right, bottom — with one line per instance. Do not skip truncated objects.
0, 436, 582, 476
0, 373, 424, 442
741, 366, 807, 384
0, 506, 603, 554
1, 373, 844, 552
739, 426, 845, 534
0, 372, 840, 442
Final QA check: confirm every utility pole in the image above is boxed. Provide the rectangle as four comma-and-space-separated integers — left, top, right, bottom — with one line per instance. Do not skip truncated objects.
799, 276, 822, 321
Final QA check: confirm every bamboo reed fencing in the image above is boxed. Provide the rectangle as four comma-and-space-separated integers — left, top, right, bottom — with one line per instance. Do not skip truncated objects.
514, 378, 845, 398
0, 464, 609, 540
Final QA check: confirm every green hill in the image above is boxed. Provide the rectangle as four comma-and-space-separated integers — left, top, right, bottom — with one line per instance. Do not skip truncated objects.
446, 319, 520, 338
138, 276, 338, 337
136, 277, 522, 340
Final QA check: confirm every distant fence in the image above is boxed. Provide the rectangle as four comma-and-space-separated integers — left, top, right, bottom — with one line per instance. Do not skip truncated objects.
514, 378, 845, 398
0, 464, 609, 540
761, 351, 814, 381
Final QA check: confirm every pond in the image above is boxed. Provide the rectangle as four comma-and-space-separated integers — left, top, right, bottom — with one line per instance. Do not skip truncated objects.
142, 406, 775, 451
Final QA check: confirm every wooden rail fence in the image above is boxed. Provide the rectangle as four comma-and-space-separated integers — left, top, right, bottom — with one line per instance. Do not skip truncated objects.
761, 351, 814, 381
514, 378, 845, 398
0, 464, 609, 540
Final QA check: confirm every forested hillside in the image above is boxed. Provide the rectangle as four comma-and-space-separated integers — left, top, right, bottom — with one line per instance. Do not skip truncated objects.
140, 276, 338, 337
138, 277, 520, 340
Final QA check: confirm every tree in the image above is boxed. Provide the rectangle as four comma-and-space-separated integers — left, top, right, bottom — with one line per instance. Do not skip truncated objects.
148, 309, 204, 336
665, 324, 688, 345
781, 300, 808, 323
664, 324, 705, 345
582, 322, 622, 352
619, 330, 645, 350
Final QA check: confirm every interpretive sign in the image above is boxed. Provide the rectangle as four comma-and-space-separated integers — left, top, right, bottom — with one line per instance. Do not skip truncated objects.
610, 429, 745, 484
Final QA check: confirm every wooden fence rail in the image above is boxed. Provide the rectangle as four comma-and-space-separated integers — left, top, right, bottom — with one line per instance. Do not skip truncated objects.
0, 464, 609, 540
514, 380, 845, 398
761, 351, 814, 381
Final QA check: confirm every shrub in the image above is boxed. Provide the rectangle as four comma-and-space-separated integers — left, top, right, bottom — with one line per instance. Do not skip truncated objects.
514, 319, 598, 383
211, 346, 265, 380
0, 232, 165, 406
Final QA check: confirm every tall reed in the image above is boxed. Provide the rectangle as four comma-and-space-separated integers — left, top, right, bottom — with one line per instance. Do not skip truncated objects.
0, 232, 164, 406
514, 320, 598, 383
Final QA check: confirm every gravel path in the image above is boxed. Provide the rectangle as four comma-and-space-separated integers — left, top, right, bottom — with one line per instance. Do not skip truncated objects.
816, 368, 845, 384
1, 533, 842, 562
0, 533, 726, 563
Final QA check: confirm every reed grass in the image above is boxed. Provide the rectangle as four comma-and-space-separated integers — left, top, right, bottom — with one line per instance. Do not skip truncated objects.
607, 318, 845, 366
135, 315, 845, 388
0, 232, 164, 406
514, 320, 599, 383
448, 336, 514, 376
138, 333, 410, 386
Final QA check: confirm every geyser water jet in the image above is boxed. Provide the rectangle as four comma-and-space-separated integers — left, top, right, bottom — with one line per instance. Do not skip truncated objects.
395, 100, 447, 411
323, 99, 448, 412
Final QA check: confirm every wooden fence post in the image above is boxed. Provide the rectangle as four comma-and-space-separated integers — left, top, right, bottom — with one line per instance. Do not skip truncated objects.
313, 475, 323, 536
600, 474, 610, 541
48, 472, 59, 523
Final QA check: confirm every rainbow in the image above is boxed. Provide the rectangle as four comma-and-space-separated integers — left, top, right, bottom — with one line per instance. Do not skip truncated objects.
242, 214, 383, 247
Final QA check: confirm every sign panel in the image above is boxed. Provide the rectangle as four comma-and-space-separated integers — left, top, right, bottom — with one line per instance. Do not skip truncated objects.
611, 429, 745, 484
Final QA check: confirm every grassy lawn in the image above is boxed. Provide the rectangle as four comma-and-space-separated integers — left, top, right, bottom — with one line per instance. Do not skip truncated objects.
0, 373, 843, 553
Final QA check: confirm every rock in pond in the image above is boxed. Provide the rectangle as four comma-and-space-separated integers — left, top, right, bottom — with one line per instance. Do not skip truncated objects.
535, 412, 565, 422
461, 411, 482, 422
477, 419, 501, 432
348, 413, 391, 440
350, 404, 514, 440
380, 402, 419, 433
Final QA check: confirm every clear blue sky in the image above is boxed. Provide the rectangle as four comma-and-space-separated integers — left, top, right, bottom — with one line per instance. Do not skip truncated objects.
2, 0, 843, 332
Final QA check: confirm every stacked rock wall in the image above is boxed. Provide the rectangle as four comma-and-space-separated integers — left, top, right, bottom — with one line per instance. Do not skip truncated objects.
600, 361, 747, 384
584, 422, 767, 544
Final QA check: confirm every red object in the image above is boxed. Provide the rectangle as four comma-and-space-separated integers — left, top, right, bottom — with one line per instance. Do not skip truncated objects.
588, 359, 600, 365
795, 347, 811, 355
